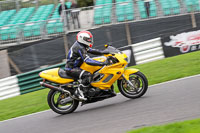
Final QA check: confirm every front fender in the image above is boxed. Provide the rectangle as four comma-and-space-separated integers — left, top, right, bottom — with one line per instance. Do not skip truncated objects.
121, 68, 139, 80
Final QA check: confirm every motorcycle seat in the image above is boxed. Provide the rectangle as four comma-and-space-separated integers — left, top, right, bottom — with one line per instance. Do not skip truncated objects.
58, 68, 74, 79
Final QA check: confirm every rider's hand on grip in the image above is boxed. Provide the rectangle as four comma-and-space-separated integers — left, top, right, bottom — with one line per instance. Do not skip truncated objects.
102, 59, 109, 66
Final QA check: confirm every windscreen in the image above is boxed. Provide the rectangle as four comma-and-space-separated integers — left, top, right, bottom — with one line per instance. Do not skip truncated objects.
103, 46, 121, 54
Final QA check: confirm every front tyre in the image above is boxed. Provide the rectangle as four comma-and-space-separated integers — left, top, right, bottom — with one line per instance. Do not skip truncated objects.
47, 90, 79, 114
118, 71, 148, 99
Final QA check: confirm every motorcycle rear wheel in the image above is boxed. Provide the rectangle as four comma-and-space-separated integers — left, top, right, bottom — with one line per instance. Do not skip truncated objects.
117, 71, 148, 99
47, 89, 79, 114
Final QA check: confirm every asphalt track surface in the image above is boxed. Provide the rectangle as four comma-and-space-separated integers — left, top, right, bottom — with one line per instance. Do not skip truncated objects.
1, 75, 200, 133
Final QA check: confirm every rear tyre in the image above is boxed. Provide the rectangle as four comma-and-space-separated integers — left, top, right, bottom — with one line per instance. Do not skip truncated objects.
47, 89, 79, 114
118, 71, 148, 99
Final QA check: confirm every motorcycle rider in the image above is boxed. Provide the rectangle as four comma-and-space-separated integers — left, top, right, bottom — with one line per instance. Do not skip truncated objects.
65, 31, 109, 100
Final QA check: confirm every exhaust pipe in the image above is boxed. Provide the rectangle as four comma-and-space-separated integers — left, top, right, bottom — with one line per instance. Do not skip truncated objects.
40, 82, 72, 97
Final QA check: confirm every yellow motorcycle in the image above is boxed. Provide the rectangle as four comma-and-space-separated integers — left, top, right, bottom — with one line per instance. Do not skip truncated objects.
39, 45, 148, 114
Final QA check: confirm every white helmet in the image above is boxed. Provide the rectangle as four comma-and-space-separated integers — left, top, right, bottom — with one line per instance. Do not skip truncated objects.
76, 31, 93, 48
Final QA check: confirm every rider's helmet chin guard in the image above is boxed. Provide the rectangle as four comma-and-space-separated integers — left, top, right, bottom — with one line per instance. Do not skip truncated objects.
76, 31, 93, 48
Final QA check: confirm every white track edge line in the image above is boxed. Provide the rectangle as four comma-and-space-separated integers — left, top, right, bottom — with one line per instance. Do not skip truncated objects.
149, 74, 200, 88
0, 110, 51, 123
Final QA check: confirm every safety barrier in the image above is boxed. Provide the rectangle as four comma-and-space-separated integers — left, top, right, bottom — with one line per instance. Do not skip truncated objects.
0, 62, 65, 100
132, 38, 165, 64
17, 63, 65, 95
0, 76, 20, 100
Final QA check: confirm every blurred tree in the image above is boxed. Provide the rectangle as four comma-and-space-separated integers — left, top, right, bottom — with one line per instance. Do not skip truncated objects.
77, 0, 93, 7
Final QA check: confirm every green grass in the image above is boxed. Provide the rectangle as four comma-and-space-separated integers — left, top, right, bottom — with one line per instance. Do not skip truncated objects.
0, 51, 200, 121
128, 118, 200, 133
0, 89, 49, 121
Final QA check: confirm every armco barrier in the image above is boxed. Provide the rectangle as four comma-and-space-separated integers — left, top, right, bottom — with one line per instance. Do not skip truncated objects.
0, 76, 20, 100
16, 63, 65, 95
132, 38, 165, 64
0, 62, 65, 100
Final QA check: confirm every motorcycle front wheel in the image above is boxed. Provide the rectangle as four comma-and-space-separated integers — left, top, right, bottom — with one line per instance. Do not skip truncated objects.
117, 71, 148, 99
47, 89, 79, 114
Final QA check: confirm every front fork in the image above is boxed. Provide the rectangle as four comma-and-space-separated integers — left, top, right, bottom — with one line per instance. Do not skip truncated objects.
121, 68, 139, 90
122, 74, 135, 89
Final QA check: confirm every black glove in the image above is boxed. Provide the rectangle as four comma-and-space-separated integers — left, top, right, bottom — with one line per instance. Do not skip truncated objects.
102, 59, 109, 66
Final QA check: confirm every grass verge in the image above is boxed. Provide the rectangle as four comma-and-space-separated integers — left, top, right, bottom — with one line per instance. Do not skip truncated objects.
128, 118, 200, 133
0, 51, 200, 121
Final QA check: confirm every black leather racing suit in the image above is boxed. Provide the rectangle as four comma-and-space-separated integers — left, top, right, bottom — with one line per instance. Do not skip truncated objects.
65, 41, 107, 85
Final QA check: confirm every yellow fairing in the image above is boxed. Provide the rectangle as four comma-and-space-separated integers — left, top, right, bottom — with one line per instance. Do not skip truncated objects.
80, 57, 105, 74
91, 63, 125, 90
39, 68, 74, 84
89, 53, 128, 90
80, 63, 102, 74
122, 68, 139, 80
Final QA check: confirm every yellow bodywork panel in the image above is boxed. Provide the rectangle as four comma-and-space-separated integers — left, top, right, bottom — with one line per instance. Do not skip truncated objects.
91, 63, 125, 90
80, 57, 105, 74
83, 54, 128, 90
122, 68, 139, 80
39, 68, 74, 84
80, 63, 102, 74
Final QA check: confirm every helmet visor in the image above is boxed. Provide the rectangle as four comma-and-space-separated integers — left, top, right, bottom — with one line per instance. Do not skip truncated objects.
83, 36, 93, 44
